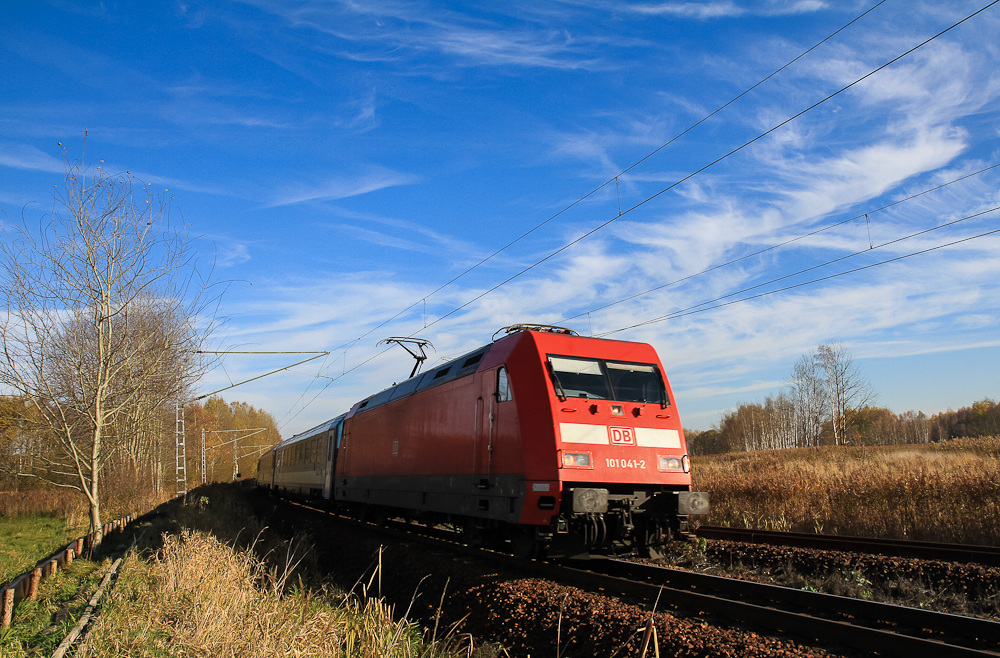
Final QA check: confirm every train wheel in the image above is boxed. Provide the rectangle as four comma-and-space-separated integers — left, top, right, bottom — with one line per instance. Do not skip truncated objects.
645, 544, 666, 559
464, 522, 485, 547
642, 518, 669, 559
361, 506, 388, 526
511, 528, 539, 559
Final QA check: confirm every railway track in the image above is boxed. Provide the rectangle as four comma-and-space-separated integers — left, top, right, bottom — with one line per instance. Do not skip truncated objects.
579, 558, 1000, 657
286, 499, 1000, 657
696, 526, 1000, 567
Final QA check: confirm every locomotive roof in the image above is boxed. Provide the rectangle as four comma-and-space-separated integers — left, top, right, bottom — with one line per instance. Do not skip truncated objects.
349, 328, 655, 417
351, 341, 493, 415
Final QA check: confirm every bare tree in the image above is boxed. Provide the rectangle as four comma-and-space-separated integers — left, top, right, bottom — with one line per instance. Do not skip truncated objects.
789, 353, 826, 447
0, 153, 213, 541
816, 343, 875, 446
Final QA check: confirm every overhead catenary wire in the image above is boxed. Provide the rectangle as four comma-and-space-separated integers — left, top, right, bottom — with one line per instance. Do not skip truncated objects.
292, 157, 999, 421
277, 345, 396, 431
193, 351, 329, 401
279, 217, 1000, 430
390, 0, 998, 344
602, 227, 1000, 335
598, 212, 1000, 336
556, 161, 1000, 327
317, 0, 893, 357
280, 1, 999, 427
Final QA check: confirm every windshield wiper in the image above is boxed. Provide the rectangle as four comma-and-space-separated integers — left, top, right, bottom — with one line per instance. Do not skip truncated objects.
546, 361, 568, 402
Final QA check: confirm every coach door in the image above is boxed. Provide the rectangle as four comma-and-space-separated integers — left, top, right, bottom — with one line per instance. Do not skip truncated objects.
322, 426, 335, 499
474, 367, 510, 489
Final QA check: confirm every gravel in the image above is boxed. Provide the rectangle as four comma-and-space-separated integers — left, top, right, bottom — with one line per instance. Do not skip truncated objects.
260, 497, 858, 657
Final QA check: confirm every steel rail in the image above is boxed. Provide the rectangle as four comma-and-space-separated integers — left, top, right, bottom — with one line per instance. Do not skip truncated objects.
284, 498, 1000, 657
584, 558, 1000, 657
51, 557, 123, 658
696, 526, 1000, 567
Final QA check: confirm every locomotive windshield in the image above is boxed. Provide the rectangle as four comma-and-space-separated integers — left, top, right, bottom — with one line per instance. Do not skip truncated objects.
547, 355, 668, 405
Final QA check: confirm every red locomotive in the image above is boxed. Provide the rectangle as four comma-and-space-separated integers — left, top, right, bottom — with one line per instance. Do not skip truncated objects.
258, 325, 708, 556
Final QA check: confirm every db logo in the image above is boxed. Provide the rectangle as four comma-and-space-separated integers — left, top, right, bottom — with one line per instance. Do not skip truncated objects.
608, 426, 636, 446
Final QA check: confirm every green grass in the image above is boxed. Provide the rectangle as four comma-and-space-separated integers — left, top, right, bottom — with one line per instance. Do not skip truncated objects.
0, 516, 84, 585
0, 558, 106, 656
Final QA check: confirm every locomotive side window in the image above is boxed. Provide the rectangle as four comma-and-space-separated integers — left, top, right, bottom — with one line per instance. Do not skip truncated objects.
497, 367, 511, 402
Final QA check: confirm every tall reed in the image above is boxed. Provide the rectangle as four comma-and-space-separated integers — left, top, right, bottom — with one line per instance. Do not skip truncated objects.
0, 490, 87, 522
692, 436, 1000, 544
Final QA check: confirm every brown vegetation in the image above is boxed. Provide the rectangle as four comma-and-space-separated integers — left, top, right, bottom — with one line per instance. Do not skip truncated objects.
3, 484, 461, 657
0, 490, 86, 520
187, 397, 282, 484
0, 395, 281, 528
692, 436, 1000, 545
80, 530, 416, 657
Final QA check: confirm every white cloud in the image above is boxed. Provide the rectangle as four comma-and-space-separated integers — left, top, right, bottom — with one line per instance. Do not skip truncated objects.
321, 208, 486, 260
268, 167, 423, 207
620, 2, 747, 19
773, 130, 967, 223
0, 144, 65, 173
244, 0, 605, 71
216, 242, 251, 267
585, 0, 829, 19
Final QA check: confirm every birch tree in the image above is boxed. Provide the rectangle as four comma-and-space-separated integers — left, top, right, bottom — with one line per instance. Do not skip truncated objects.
789, 353, 826, 447
816, 343, 875, 446
0, 155, 212, 541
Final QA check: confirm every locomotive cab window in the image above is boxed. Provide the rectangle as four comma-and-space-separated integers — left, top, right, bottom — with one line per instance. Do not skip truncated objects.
606, 362, 668, 406
547, 356, 611, 399
547, 355, 668, 406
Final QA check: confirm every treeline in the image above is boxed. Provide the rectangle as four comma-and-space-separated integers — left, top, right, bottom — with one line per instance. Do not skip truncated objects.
685, 342, 997, 455
188, 397, 282, 484
688, 397, 1000, 456
0, 396, 280, 503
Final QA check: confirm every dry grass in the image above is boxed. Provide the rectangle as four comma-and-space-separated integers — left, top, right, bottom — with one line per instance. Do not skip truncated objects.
0, 489, 88, 526
692, 436, 1000, 544
4, 484, 480, 657
79, 529, 453, 657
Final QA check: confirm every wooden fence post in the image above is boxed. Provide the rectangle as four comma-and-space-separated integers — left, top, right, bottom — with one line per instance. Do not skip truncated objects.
2, 587, 13, 628
0, 512, 141, 632
29, 568, 42, 600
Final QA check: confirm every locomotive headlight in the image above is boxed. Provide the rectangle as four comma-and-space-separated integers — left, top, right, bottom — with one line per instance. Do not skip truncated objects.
658, 456, 683, 472
559, 451, 593, 469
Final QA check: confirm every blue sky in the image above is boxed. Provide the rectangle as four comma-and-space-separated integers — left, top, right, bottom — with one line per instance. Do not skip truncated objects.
2, 0, 998, 436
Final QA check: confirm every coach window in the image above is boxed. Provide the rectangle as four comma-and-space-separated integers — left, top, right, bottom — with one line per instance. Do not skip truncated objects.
497, 367, 511, 402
